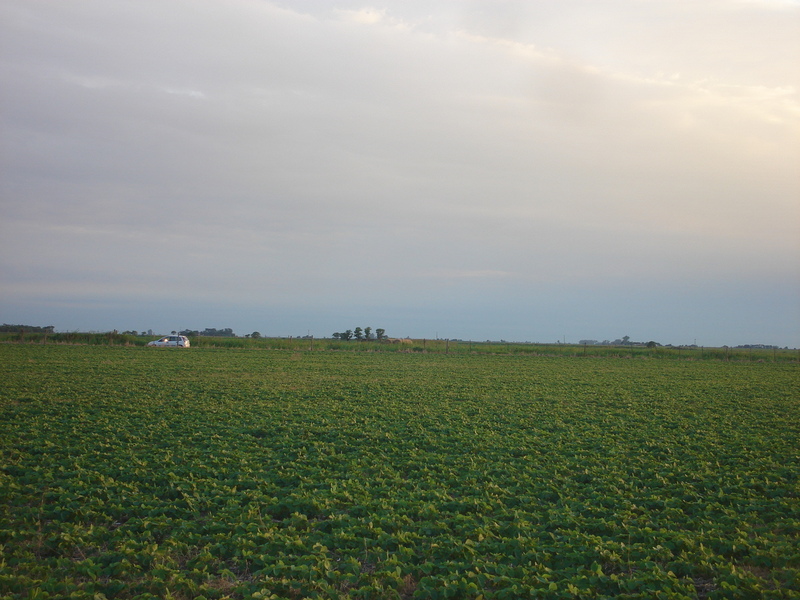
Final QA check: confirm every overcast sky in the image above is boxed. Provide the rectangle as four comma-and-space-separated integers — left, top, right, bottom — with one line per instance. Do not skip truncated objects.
1, 0, 798, 346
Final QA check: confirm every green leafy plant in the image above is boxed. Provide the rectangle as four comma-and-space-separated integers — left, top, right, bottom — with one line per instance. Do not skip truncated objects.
1, 345, 798, 598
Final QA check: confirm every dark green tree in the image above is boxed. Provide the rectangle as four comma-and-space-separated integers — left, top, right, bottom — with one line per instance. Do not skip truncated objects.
376, 328, 386, 340
354, 327, 364, 340
0, 324, 54, 333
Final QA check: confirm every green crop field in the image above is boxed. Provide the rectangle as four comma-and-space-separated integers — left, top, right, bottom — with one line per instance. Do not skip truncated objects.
1, 345, 798, 599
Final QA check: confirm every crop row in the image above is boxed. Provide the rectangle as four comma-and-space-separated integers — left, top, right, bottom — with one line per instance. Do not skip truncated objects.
1, 345, 798, 599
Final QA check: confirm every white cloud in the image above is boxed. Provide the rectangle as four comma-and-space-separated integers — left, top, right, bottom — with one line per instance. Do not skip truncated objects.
164, 87, 206, 99
336, 7, 387, 25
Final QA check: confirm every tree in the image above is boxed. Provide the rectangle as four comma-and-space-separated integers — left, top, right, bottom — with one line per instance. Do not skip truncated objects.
1, 324, 55, 333
622, 335, 630, 345
342, 330, 353, 341
200, 328, 235, 337
364, 327, 373, 340
376, 328, 386, 340
354, 327, 363, 340
251, 331, 261, 339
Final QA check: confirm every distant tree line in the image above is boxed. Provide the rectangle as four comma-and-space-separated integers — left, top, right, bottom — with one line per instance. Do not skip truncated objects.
1, 323, 54, 333
179, 328, 236, 337
736, 344, 779, 350
332, 327, 386, 341
578, 336, 661, 348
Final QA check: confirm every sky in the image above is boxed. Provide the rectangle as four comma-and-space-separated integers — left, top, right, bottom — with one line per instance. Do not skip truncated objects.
1, 0, 799, 346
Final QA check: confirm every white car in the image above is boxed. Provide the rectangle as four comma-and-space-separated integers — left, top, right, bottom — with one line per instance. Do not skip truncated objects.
147, 335, 191, 348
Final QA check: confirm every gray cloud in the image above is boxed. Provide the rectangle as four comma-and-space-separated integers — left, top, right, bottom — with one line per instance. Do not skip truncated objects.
1, 0, 798, 344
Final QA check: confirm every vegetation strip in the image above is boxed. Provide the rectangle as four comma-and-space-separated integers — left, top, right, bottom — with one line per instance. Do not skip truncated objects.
1, 331, 797, 363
